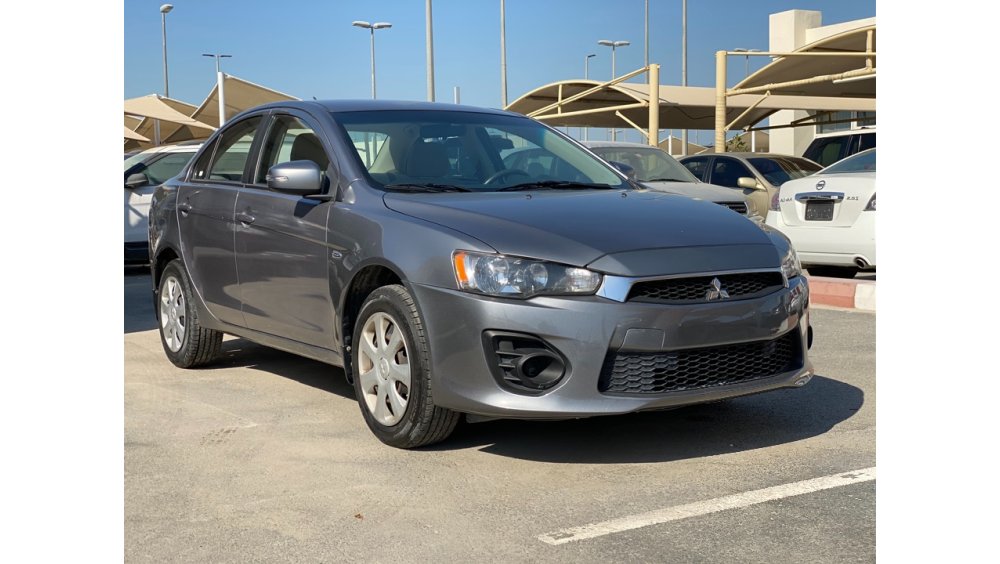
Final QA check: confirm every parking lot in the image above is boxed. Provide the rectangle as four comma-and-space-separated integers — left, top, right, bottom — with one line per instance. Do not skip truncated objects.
125, 270, 874, 562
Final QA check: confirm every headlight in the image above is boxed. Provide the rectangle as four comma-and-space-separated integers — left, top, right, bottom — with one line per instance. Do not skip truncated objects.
453, 251, 602, 298
781, 246, 802, 279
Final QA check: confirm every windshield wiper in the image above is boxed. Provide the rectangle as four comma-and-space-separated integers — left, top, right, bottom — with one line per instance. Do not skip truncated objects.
496, 180, 616, 192
384, 183, 473, 193
645, 177, 693, 183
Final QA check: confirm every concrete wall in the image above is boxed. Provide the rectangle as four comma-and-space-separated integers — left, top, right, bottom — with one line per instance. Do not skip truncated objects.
768, 10, 822, 157
767, 12, 877, 157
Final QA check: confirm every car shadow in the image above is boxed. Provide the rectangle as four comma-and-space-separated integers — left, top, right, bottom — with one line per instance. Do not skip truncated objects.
125, 268, 158, 333
212, 338, 355, 398
210, 337, 863, 463
427, 375, 863, 463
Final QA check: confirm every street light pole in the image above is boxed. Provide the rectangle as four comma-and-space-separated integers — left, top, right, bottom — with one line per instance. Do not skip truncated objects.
160, 4, 173, 98
426, 0, 435, 101
500, 0, 508, 108
598, 40, 630, 141
202, 53, 232, 126
353, 21, 393, 99
681, 0, 688, 156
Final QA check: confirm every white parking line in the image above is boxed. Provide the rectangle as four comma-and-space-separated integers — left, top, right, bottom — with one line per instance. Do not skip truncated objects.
538, 467, 876, 545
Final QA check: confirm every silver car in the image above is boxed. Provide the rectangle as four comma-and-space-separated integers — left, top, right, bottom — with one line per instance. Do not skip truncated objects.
574, 141, 756, 218
679, 152, 822, 219
149, 101, 813, 448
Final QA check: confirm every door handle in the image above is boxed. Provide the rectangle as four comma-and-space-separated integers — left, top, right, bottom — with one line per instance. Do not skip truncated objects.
236, 212, 256, 225
177, 202, 192, 216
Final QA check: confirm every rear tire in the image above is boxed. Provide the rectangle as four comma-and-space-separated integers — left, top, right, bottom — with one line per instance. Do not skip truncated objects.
807, 266, 859, 279
351, 285, 459, 448
157, 259, 223, 368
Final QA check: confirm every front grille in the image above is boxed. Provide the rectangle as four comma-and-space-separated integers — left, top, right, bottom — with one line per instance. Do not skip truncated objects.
717, 201, 748, 215
598, 331, 801, 395
627, 272, 784, 303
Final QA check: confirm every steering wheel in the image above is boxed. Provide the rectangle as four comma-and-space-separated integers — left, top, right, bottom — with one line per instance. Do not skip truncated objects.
483, 168, 531, 185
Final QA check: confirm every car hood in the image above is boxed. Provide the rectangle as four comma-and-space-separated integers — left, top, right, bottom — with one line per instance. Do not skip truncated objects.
383, 189, 774, 271
641, 180, 744, 202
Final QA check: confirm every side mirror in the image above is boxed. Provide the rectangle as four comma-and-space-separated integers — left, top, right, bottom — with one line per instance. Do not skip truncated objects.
737, 176, 765, 190
609, 161, 636, 181
125, 172, 149, 189
267, 160, 323, 196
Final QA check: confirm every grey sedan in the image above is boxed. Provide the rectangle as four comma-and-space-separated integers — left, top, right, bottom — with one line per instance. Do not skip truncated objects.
149, 101, 813, 448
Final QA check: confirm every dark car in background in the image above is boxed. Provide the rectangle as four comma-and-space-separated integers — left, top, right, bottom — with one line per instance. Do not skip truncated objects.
149, 100, 813, 448
802, 128, 876, 167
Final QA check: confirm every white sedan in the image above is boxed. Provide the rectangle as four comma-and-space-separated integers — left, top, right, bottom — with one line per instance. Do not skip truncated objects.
765, 148, 875, 278
124, 143, 201, 264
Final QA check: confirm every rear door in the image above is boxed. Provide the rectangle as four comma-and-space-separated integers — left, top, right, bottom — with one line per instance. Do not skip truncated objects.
234, 110, 335, 348
177, 115, 265, 326
125, 150, 195, 244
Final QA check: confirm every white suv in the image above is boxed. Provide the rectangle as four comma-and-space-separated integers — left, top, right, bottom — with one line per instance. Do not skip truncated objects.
124, 143, 201, 264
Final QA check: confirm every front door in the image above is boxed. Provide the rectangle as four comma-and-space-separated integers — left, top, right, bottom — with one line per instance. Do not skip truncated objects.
235, 112, 335, 348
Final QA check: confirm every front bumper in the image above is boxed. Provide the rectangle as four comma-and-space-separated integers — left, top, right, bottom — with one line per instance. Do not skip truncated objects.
410, 276, 812, 419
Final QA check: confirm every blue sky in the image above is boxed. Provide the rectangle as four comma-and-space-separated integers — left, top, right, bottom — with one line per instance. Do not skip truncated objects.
125, 0, 874, 138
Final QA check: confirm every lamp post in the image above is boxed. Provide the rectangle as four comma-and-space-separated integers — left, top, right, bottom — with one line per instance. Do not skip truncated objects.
202, 53, 232, 126
598, 40, 629, 140
584, 53, 596, 141
160, 4, 173, 97
426, 0, 434, 101
500, 0, 508, 108
733, 48, 762, 151
681, 0, 688, 156
352, 21, 392, 99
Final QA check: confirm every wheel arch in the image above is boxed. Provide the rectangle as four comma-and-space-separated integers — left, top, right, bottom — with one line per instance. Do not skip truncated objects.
339, 259, 409, 383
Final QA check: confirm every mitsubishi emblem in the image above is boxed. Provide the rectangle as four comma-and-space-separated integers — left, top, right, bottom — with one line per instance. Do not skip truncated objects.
705, 277, 730, 301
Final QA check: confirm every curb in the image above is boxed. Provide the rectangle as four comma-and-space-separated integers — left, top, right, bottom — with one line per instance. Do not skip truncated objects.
807, 275, 875, 311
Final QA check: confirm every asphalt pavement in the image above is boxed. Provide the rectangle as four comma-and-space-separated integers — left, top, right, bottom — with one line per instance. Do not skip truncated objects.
125, 270, 875, 563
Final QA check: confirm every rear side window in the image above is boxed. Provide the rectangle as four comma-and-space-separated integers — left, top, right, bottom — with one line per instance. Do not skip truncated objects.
143, 152, 195, 184
710, 157, 754, 188
859, 132, 876, 151
805, 137, 847, 167
196, 116, 262, 183
190, 139, 218, 181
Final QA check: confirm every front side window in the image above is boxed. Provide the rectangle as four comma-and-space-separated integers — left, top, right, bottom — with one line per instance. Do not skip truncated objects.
195, 116, 262, 183
710, 157, 754, 188
332, 110, 627, 192
255, 115, 331, 184
143, 152, 197, 184
747, 157, 821, 187
589, 147, 698, 183
807, 137, 848, 167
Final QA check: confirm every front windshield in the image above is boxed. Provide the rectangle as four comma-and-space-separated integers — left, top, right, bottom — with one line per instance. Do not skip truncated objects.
333, 110, 629, 192
124, 151, 152, 171
822, 149, 876, 174
589, 146, 699, 183
747, 157, 822, 186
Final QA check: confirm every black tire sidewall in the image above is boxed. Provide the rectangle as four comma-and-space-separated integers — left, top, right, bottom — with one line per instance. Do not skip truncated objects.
158, 260, 199, 367
351, 286, 432, 445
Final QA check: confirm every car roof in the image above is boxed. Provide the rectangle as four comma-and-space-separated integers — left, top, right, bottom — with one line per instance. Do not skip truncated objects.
707, 152, 813, 159
137, 142, 203, 155
251, 99, 519, 118
582, 141, 661, 149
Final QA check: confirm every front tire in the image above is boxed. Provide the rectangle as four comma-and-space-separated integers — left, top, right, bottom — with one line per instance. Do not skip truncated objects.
351, 285, 459, 448
157, 259, 223, 368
